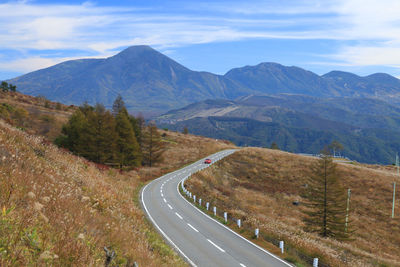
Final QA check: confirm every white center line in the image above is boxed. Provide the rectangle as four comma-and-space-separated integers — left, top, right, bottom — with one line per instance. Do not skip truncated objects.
161, 193, 164, 197
207, 239, 225, 253
168, 204, 173, 210
187, 223, 199, 232
163, 198, 167, 203
240, 264, 247, 267
175, 212, 183, 219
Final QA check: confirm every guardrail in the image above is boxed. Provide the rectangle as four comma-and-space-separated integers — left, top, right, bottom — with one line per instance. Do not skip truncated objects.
180, 166, 329, 267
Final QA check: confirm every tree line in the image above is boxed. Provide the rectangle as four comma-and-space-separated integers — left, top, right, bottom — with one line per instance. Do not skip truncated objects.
1, 81, 16, 92
56, 96, 165, 169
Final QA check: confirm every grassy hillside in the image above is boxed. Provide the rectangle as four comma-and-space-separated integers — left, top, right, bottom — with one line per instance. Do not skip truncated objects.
0, 112, 234, 266
0, 91, 74, 140
185, 148, 400, 266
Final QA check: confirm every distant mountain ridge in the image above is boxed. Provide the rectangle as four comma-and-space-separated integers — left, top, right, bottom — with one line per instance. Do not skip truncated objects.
8, 45, 400, 115
156, 95, 400, 164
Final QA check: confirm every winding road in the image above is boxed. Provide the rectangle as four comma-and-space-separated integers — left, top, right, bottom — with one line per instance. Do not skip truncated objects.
141, 149, 291, 267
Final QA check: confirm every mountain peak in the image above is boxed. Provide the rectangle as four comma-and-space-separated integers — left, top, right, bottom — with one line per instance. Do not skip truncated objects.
112, 45, 162, 59
322, 70, 362, 79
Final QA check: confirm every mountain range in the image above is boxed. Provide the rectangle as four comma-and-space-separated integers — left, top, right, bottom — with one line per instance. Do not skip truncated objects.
8, 45, 400, 115
7, 45, 400, 164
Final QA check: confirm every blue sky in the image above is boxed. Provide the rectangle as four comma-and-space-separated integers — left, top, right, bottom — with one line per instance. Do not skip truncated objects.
1, 0, 400, 80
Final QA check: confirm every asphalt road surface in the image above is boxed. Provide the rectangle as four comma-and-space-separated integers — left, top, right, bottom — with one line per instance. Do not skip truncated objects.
141, 149, 291, 267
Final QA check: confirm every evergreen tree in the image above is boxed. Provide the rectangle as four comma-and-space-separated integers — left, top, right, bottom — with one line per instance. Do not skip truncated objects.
56, 109, 88, 153
1, 81, 8, 92
81, 104, 117, 164
142, 124, 165, 167
112, 95, 125, 116
129, 115, 142, 144
9, 84, 16, 92
302, 154, 350, 240
115, 108, 141, 167
270, 142, 279, 150
183, 127, 189, 134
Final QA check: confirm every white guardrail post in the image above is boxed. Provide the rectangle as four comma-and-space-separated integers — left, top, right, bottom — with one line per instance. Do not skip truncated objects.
237, 219, 241, 228
193, 195, 196, 202
255, 228, 259, 238
206, 202, 209, 210
279, 241, 284, 254
313, 258, 318, 267
213, 206, 216, 216
199, 198, 202, 206
224, 212, 227, 223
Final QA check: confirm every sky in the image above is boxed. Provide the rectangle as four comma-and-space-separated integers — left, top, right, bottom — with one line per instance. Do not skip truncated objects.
2, 0, 400, 80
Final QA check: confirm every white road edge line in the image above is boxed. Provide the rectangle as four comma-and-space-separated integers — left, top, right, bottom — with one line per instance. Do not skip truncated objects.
140, 150, 234, 267
187, 223, 199, 232
141, 182, 197, 267
207, 239, 225, 253
176, 150, 292, 267
175, 212, 183, 219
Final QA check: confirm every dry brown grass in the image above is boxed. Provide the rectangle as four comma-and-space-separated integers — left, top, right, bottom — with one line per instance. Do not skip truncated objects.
0, 91, 74, 140
0, 116, 234, 266
185, 147, 400, 267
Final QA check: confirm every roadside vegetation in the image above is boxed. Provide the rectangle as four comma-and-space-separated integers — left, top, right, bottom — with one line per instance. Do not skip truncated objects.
0, 90, 235, 265
185, 147, 400, 266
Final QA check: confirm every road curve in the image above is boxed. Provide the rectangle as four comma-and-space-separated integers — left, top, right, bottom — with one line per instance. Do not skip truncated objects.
141, 149, 291, 267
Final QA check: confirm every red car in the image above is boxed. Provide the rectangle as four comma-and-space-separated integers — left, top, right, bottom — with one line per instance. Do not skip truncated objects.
204, 159, 212, 164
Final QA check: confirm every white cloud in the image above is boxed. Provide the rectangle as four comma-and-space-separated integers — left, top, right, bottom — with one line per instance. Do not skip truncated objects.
1, 0, 400, 74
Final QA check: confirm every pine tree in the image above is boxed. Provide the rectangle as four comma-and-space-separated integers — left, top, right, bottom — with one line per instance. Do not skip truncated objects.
85, 104, 117, 164
56, 109, 88, 152
129, 115, 142, 144
270, 142, 279, 150
112, 95, 125, 116
115, 108, 142, 167
56, 103, 118, 165
1, 81, 9, 92
302, 154, 350, 240
141, 124, 165, 167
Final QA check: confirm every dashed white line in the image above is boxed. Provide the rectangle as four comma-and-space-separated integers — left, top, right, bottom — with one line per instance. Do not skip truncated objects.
207, 239, 225, 252
161, 193, 164, 197
187, 223, 199, 233
175, 212, 183, 219
240, 264, 247, 267
163, 198, 167, 203
168, 204, 173, 210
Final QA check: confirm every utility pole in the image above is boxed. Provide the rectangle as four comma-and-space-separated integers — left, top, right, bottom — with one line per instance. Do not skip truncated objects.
393, 182, 396, 219
393, 153, 399, 219
345, 188, 351, 232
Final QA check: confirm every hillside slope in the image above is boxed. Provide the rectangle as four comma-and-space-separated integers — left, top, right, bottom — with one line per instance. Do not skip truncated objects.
185, 148, 400, 266
0, 115, 234, 265
157, 95, 400, 164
